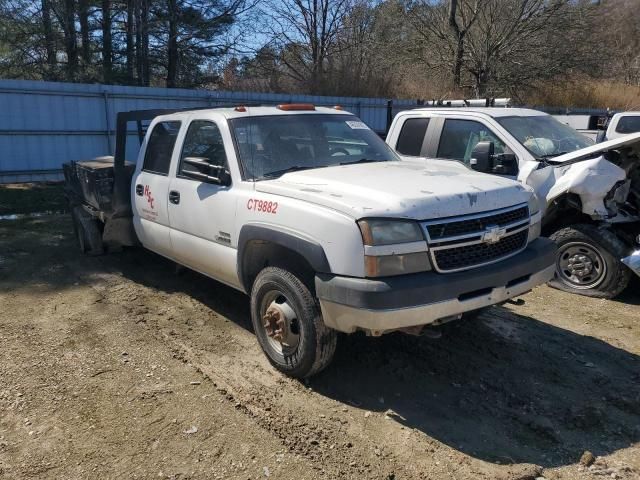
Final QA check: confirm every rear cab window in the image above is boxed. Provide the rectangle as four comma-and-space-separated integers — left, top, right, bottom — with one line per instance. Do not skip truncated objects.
395, 118, 429, 156
616, 116, 640, 134
143, 121, 182, 175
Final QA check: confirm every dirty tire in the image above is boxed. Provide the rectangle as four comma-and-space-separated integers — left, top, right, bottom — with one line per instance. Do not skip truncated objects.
71, 206, 104, 256
251, 267, 337, 378
549, 224, 631, 299
71, 207, 88, 254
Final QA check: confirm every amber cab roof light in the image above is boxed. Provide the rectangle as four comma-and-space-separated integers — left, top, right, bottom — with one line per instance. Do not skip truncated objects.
333, 105, 344, 110
234, 106, 247, 112
276, 103, 316, 111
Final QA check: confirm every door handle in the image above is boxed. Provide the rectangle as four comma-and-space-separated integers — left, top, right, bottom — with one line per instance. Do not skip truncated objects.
169, 190, 180, 205
135, 184, 144, 196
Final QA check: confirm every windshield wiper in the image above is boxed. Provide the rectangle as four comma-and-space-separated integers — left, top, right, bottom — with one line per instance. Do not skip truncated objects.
339, 158, 384, 166
260, 165, 323, 179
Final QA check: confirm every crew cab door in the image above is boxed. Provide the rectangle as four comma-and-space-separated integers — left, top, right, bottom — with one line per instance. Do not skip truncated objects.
167, 118, 240, 288
132, 120, 182, 257
393, 114, 521, 180
435, 118, 518, 178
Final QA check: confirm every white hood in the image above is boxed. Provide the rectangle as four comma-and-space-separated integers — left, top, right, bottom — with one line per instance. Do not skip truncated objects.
546, 131, 640, 164
255, 159, 532, 220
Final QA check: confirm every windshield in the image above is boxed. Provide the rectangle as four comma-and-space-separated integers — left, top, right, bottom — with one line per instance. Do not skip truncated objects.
497, 115, 594, 158
229, 114, 398, 180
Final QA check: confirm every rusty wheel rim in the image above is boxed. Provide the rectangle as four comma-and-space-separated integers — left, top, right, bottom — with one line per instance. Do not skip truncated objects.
260, 290, 300, 355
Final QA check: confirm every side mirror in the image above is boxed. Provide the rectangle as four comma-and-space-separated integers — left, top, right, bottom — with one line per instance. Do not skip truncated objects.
470, 141, 494, 173
595, 130, 607, 144
182, 157, 231, 186
492, 153, 518, 175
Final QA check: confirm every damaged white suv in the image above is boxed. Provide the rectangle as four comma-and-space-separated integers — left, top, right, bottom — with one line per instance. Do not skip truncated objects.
387, 108, 640, 298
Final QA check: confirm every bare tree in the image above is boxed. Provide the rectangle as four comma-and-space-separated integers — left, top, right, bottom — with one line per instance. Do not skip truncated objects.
78, 0, 91, 66
62, 0, 78, 79
101, 0, 112, 82
41, 0, 57, 77
261, 0, 354, 93
463, 0, 592, 96
126, 0, 135, 82
407, 0, 480, 90
596, 0, 640, 85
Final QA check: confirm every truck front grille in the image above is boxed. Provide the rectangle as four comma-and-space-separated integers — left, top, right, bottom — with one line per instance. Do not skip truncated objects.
423, 204, 530, 273
426, 206, 529, 240
433, 230, 528, 271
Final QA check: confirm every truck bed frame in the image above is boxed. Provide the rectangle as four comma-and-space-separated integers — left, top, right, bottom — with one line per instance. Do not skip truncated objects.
63, 107, 223, 250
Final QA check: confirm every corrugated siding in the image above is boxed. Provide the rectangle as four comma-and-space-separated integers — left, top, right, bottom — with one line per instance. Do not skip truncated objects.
0, 80, 421, 183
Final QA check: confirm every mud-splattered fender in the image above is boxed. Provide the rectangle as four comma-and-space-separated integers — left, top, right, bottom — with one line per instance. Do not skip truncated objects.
525, 156, 626, 218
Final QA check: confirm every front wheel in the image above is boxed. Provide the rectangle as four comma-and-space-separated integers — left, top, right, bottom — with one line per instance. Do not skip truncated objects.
250, 267, 337, 378
549, 224, 631, 299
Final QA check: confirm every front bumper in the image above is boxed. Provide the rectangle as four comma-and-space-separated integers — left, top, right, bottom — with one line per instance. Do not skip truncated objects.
316, 238, 556, 335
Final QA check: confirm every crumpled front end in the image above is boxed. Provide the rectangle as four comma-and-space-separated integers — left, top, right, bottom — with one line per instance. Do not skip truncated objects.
527, 156, 628, 220
526, 132, 640, 223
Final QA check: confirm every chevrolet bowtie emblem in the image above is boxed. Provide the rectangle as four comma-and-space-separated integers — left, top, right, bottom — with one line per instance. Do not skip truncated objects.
482, 225, 507, 244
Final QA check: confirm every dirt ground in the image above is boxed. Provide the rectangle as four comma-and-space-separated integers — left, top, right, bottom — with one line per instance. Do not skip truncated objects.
1, 213, 639, 480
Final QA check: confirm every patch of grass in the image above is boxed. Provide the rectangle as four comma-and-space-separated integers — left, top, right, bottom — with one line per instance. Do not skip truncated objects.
527, 77, 640, 110
0, 183, 67, 216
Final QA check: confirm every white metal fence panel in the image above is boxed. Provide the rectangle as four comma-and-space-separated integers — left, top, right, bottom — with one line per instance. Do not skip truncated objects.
0, 80, 421, 183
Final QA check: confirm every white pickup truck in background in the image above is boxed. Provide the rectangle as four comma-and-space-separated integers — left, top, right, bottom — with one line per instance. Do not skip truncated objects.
553, 111, 640, 142
64, 104, 555, 378
600, 112, 640, 141
386, 107, 640, 299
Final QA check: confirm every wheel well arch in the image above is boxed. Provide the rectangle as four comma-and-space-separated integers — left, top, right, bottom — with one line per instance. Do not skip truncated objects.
542, 192, 596, 236
237, 224, 331, 293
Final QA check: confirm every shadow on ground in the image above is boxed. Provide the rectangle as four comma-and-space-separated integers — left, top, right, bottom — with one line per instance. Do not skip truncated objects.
2, 214, 639, 469
97, 242, 640, 469
312, 309, 640, 468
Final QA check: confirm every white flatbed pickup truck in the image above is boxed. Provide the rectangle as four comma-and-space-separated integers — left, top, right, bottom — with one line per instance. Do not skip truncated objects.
63, 104, 555, 378
386, 107, 640, 298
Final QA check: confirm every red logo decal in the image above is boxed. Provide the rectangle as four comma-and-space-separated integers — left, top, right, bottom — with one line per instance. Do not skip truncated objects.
144, 185, 155, 209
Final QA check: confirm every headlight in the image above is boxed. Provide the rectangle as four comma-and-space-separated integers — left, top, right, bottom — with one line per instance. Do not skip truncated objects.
528, 193, 540, 216
527, 193, 542, 242
364, 252, 431, 277
358, 219, 423, 245
358, 219, 430, 277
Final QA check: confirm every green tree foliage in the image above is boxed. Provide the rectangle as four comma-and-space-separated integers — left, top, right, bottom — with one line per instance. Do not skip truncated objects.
0, 0, 244, 87
0, 0, 638, 106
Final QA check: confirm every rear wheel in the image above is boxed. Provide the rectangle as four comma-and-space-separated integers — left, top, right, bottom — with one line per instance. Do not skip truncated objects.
71, 206, 104, 256
549, 224, 630, 299
250, 267, 337, 378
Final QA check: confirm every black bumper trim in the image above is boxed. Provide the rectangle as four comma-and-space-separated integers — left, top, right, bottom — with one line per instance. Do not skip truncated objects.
315, 237, 556, 310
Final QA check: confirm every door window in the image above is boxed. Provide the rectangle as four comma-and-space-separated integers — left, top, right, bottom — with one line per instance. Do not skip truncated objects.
616, 116, 640, 134
179, 121, 228, 178
142, 121, 181, 175
437, 119, 505, 164
396, 118, 430, 156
